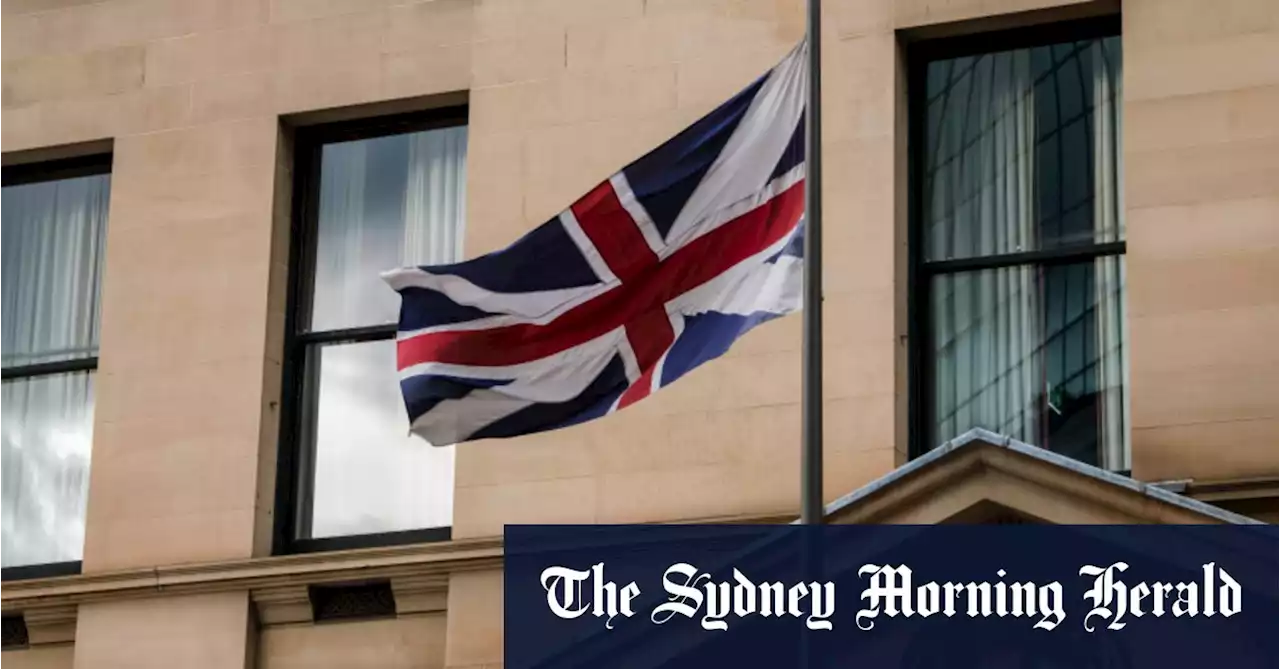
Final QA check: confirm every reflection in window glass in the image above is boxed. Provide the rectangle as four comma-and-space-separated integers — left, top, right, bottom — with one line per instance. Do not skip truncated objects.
293, 121, 467, 541
307, 126, 467, 332
1, 372, 95, 567
1, 174, 110, 366
928, 258, 1127, 468
2, 167, 109, 569
922, 38, 1122, 262
919, 35, 1128, 471
300, 340, 454, 539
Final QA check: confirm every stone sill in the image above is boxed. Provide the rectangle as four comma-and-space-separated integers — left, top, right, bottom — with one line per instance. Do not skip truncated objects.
1, 536, 503, 620
0, 510, 797, 633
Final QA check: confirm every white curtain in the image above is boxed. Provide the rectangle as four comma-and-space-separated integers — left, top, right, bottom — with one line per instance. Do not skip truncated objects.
927, 39, 1126, 469
311, 139, 370, 332
309, 125, 468, 332
404, 127, 467, 266
302, 125, 466, 539
1092, 39, 1129, 471
1, 173, 109, 567
928, 50, 1041, 448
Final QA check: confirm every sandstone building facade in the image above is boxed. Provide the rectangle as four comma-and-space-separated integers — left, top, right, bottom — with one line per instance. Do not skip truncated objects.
1, 0, 1276, 666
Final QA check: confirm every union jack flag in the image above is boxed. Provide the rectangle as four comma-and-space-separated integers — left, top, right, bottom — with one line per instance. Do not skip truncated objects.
383, 41, 808, 445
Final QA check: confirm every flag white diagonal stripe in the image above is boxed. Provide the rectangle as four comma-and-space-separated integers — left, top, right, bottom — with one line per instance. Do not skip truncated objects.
664, 40, 808, 250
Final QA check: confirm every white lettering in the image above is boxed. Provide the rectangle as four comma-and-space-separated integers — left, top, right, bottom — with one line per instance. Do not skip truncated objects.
541, 565, 591, 620
651, 564, 835, 631
652, 563, 706, 625
1081, 562, 1129, 631
1078, 562, 1238, 631
1218, 566, 1242, 617
857, 566, 1063, 631
1035, 582, 1066, 631
857, 564, 912, 630
539, 560, 1239, 634
1173, 582, 1199, 617
539, 563, 639, 629
806, 582, 836, 630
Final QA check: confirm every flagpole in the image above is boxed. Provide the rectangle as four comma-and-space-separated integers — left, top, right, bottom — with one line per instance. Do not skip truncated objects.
800, 0, 824, 526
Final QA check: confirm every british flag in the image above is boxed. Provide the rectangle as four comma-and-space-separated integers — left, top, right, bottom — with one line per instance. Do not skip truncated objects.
383, 41, 808, 446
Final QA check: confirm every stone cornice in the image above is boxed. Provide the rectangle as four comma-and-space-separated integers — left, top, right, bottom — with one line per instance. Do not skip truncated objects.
0, 510, 797, 615
1185, 476, 1279, 503
1, 536, 503, 613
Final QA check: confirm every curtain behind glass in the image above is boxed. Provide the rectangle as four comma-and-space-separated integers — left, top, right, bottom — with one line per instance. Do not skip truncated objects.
1090, 39, 1128, 471
924, 39, 1123, 261
926, 49, 1041, 447
299, 125, 467, 539
1, 373, 95, 567
924, 38, 1126, 468
1, 173, 107, 567
2, 174, 110, 366
307, 126, 468, 332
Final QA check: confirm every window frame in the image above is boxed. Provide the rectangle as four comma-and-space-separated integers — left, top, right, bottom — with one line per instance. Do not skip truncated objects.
906, 15, 1125, 461
274, 106, 468, 555
0, 152, 113, 581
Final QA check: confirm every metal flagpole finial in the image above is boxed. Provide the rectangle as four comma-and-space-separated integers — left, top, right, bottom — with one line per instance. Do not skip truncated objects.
800, 0, 824, 526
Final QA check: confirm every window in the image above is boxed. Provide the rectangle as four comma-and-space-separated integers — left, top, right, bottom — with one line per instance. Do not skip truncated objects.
909, 19, 1128, 470
1, 155, 111, 577
278, 109, 468, 551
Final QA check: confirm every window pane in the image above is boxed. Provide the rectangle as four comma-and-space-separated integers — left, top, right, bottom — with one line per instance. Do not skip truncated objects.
298, 339, 454, 539
927, 257, 1128, 469
922, 37, 1122, 262
306, 126, 468, 332
2, 174, 110, 366
1, 371, 94, 567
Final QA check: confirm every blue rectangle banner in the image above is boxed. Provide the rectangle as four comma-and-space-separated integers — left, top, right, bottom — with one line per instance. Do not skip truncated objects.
505, 525, 1277, 668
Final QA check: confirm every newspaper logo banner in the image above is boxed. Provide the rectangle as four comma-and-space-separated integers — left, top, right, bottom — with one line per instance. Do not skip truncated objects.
505, 525, 1278, 668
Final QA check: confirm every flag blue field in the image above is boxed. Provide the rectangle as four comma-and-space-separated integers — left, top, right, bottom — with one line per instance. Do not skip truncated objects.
383, 41, 808, 445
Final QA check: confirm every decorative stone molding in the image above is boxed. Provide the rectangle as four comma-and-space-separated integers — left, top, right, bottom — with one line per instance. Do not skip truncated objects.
0, 537, 500, 637
23, 604, 77, 645
251, 584, 313, 626
250, 576, 452, 627
390, 574, 449, 615
1, 536, 503, 613
1185, 476, 1279, 503
0, 604, 77, 648
0, 507, 796, 637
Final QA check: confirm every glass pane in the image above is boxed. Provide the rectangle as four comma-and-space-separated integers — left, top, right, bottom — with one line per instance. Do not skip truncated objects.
1, 371, 95, 567
306, 125, 468, 332
922, 37, 1122, 262
298, 339, 454, 539
2, 174, 111, 366
927, 257, 1128, 470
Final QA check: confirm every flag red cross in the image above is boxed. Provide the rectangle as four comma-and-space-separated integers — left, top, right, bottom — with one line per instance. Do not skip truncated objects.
397, 178, 805, 409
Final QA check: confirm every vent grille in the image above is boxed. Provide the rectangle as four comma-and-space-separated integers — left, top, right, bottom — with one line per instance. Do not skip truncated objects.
1, 615, 29, 650
309, 581, 397, 622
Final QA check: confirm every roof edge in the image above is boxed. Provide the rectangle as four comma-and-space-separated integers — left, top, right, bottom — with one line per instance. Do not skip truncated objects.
823, 428, 1264, 525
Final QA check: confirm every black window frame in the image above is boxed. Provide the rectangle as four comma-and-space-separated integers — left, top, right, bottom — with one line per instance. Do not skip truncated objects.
906, 15, 1125, 461
274, 107, 468, 555
0, 152, 113, 581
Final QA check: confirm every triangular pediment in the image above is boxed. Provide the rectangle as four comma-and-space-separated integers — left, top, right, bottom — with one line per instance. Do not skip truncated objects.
824, 429, 1259, 525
